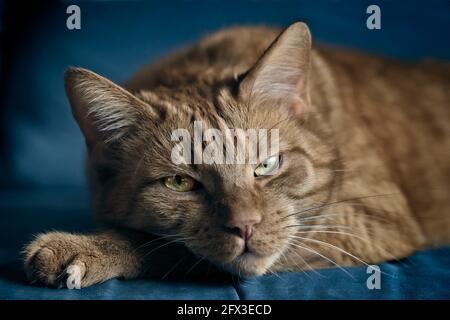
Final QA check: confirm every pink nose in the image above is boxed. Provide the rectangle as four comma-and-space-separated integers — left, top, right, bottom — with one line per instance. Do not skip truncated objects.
226, 217, 261, 240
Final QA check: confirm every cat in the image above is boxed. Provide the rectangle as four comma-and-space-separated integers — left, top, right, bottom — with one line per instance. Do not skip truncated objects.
23, 22, 450, 289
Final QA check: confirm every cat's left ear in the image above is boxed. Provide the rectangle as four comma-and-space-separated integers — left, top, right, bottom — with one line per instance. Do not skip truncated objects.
239, 22, 311, 118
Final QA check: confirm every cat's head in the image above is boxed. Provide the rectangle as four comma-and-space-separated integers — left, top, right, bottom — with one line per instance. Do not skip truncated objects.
65, 22, 337, 277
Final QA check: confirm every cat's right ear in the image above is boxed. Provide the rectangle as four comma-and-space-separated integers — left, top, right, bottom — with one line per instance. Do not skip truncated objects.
65, 67, 156, 148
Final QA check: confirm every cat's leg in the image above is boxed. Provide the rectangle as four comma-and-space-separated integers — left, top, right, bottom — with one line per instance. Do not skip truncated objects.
23, 229, 145, 289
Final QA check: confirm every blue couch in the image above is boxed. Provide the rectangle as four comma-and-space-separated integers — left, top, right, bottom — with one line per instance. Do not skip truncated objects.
1, 0, 449, 299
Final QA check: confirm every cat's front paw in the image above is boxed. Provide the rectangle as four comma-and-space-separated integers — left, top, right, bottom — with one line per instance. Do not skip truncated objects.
23, 232, 104, 289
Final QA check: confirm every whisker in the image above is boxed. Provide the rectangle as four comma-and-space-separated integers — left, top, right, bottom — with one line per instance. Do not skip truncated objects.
161, 254, 189, 280
291, 249, 324, 278
292, 211, 391, 224
282, 242, 320, 278
289, 240, 355, 279
269, 249, 289, 282
184, 256, 206, 277
291, 229, 407, 266
294, 229, 366, 237
284, 203, 393, 221
292, 236, 395, 278
284, 223, 380, 235
133, 233, 190, 253
284, 224, 354, 230
268, 269, 284, 281
133, 236, 171, 253
141, 238, 187, 260
294, 214, 342, 222
281, 193, 399, 221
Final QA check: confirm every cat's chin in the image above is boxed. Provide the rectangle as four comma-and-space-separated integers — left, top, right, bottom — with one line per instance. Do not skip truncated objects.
227, 252, 278, 277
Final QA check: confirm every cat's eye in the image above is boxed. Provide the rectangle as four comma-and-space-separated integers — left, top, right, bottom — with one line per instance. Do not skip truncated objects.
254, 155, 281, 177
164, 175, 197, 192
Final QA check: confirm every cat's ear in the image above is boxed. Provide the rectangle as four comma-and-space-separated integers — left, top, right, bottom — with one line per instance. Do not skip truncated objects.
65, 67, 155, 147
239, 22, 311, 118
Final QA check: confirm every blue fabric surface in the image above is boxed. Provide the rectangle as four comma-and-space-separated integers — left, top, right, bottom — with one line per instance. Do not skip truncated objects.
237, 248, 450, 300
2, 246, 450, 300
1, 0, 449, 299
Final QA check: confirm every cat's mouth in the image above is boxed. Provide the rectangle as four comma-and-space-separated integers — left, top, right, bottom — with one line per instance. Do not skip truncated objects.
226, 242, 280, 277
186, 229, 287, 277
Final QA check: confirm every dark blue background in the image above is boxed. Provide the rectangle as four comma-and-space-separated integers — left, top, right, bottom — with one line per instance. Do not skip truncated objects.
0, 0, 449, 299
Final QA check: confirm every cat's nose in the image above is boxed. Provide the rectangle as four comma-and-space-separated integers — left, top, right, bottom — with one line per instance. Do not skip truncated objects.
225, 216, 261, 240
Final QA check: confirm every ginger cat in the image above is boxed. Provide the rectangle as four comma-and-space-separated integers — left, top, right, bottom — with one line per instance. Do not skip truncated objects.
23, 22, 449, 289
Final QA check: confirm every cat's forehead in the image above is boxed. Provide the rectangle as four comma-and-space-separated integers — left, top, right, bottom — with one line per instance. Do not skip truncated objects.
132, 86, 294, 179
136, 86, 250, 128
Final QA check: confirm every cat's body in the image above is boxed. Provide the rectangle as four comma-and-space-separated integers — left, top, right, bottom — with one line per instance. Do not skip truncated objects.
24, 24, 449, 289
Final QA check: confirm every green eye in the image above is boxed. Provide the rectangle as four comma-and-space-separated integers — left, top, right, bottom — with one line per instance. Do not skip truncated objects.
164, 175, 197, 192
254, 155, 280, 177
